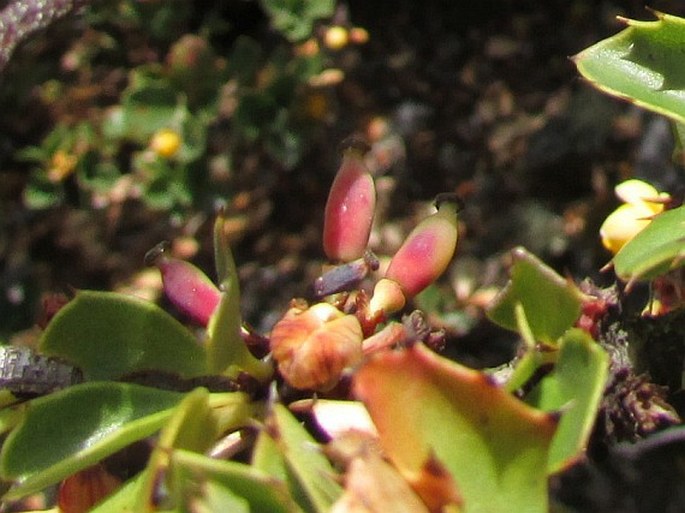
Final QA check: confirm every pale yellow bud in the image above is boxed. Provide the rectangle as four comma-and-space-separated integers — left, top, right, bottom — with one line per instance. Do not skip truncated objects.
600, 202, 653, 255
614, 179, 669, 214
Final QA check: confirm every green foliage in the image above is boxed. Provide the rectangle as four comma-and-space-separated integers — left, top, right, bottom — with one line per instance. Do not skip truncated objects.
17, 0, 334, 213
574, 11, 685, 124
575, 11, 685, 285
354, 343, 557, 513
0, 382, 187, 499
487, 246, 584, 345
207, 212, 273, 379
40, 290, 207, 380
260, 0, 336, 42
526, 329, 608, 473
612, 205, 685, 282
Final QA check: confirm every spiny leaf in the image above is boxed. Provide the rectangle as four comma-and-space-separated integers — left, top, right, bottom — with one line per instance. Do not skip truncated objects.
526, 329, 609, 473
487, 247, 583, 345
574, 11, 685, 123
354, 343, 558, 513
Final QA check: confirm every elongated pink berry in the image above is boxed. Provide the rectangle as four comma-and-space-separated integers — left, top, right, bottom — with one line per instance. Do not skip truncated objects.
145, 242, 220, 326
385, 193, 460, 299
323, 137, 376, 262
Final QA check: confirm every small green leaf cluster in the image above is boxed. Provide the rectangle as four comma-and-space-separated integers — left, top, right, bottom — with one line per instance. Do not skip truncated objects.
15, 0, 340, 213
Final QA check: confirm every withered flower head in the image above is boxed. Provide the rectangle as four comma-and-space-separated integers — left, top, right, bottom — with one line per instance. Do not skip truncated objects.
270, 302, 364, 391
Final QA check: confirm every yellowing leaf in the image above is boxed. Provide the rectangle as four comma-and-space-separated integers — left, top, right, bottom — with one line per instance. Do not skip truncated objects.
353, 344, 557, 513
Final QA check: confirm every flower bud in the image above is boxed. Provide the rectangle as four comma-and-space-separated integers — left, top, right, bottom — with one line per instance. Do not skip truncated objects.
270, 301, 363, 391
599, 179, 670, 255
599, 202, 653, 255
384, 193, 460, 299
145, 242, 220, 326
367, 278, 406, 318
323, 138, 376, 262
614, 179, 669, 213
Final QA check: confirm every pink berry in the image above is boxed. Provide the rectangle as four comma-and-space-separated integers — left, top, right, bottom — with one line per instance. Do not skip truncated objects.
323, 137, 376, 262
146, 242, 220, 326
385, 194, 460, 299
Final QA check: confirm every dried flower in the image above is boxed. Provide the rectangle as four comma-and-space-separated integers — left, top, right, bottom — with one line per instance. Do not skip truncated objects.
323, 138, 376, 262
270, 301, 363, 391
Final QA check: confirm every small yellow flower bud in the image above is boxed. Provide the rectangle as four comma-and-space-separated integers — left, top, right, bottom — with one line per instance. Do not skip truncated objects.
150, 128, 182, 158
599, 179, 671, 255
324, 26, 350, 50
614, 179, 669, 214
600, 202, 653, 255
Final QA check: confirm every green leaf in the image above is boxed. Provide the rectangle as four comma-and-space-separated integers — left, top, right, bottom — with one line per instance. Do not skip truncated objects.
266, 403, 343, 513
207, 214, 272, 380
574, 11, 685, 123
487, 247, 584, 345
0, 382, 186, 500
353, 343, 558, 513
251, 428, 289, 481
259, 0, 335, 42
171, 449, 302, 513
612, 205, 685, 282
40, 290, 206, 380
525, 329, 609, 473
134, 388, 219, 510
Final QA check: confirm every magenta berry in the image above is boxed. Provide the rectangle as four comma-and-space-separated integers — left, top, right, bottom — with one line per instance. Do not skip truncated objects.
323, 137, 376, 262
145, 242, 220, 326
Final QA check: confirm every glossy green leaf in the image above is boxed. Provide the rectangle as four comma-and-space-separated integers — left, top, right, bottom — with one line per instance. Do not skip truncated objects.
207, 214, 272, 380
526, 329, 609, 473
40, 290, 206, 380
574, 12, 685, 123
171, 449, 302, 513
354, 343, 558, 513
487, 247, 583, 344
266, 403, 343, 513
612, 205, 685, 282
0, 382, 186, 500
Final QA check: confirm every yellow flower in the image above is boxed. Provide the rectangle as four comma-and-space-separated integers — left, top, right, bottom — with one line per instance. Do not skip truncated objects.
600, 179, 670, 254
324, 26, 349, 50
47, 150, 78, 183
149, 128, 181, 158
